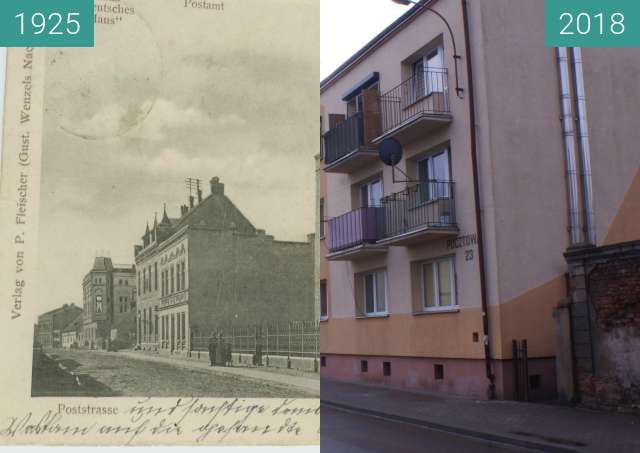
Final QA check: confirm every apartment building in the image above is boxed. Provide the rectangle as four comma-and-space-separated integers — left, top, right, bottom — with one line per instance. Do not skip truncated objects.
34, 304, 83, 349
319, 0, 640, 401
134, 177, 315, 354
81, 257, 137, 349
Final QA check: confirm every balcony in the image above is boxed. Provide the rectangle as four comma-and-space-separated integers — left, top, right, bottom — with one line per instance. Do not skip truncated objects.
327, 207, 387, 261
323, 112, 379, 173
378, 180, 458, 246
376, 68, 452, 145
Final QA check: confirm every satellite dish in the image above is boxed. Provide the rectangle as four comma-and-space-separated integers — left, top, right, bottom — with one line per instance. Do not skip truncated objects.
378, 137, 403, 166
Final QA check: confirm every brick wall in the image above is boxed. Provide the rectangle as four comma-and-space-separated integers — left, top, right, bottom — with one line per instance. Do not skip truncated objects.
570, 249, 640, 413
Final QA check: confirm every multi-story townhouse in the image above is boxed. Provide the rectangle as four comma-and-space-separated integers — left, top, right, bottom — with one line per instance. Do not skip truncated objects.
134, 177, 316, 354
81, 257, 137, 349
319, 0, 640, 401
34, 304, 83, 349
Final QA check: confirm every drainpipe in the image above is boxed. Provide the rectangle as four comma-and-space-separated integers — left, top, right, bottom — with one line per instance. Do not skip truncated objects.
571, 47, 596, 245
557, 47, 583, 246
461, 0, 496, 400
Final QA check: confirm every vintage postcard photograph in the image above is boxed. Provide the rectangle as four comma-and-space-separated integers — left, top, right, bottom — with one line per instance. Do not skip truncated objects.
0, 0, 319, 446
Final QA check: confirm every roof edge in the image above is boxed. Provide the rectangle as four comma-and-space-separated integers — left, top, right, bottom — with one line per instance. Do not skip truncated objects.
320, 0, 436, 93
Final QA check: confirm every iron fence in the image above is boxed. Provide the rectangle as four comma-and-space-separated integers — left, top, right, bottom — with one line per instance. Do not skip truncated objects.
323, 112, 364, 164
379, 68, 450, 134
191, 320, 319, 359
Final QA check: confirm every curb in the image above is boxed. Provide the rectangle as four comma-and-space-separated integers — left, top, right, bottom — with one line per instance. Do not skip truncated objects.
321, 400, 578, 453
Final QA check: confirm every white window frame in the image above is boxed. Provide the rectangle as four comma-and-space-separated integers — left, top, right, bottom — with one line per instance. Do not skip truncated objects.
417, 148, 451, 203
359, 178, 384, 208
420, 256, 457, 312
363, 270, 388, 316
410, 46, 446, 104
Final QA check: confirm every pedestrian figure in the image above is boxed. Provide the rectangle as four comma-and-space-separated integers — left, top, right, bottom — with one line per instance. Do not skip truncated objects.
208, 334, 217, 366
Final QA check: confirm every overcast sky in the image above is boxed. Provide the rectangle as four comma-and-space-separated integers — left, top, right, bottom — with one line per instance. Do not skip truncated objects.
321, 0, 411, 79
36, 0, 318, 311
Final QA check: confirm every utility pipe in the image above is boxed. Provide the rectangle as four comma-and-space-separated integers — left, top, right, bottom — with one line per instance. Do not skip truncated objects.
461, 0, 495, 400
557, 47, 583, 246
571, 47, 596, 245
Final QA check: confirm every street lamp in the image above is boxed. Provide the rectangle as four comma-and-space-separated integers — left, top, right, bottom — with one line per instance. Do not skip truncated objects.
391, 0, 463, 98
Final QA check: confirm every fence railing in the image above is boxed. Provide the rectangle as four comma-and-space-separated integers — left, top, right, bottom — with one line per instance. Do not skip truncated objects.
323, 112, 364, 164
379, 68, 450, 134
191, 320, 319, 360
381, 180, 457, 239
328, 206, 385, 252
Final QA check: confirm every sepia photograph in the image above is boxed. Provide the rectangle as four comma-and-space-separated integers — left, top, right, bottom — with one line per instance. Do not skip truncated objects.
27, 0, 320, 400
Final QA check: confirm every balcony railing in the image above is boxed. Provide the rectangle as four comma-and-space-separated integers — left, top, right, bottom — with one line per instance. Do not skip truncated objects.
328, 207, 385, 252
323, 112, 364, 165
379, 68, 450, 136
381, 180, 457, 240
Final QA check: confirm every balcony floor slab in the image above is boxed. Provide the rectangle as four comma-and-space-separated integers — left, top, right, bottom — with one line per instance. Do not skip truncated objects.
324, 147, 380, 173
377, 226, 459, 247
326, 243, 388, 261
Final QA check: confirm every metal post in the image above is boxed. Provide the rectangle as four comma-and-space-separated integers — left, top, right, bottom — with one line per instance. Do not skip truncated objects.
522, 340, 529, 402
512, 340, 520, 401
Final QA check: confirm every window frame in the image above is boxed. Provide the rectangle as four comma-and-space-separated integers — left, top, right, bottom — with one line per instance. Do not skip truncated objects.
320, 279, 328, 321
362, 269, 388, 317
420, 256, 458, 312
411, 45, 445, 101
359, 178, 384, 208
416, 148, 451, 204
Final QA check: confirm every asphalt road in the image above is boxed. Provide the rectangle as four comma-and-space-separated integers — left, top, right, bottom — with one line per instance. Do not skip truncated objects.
321, 406, 516, 453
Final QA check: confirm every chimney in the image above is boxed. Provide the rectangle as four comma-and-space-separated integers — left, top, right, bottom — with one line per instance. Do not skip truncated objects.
197, 189, 203, 203
210, 177, 224, 195
189, 195, 195, 208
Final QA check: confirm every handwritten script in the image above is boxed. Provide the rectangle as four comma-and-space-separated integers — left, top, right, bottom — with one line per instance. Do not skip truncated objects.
0, 398, 320, 445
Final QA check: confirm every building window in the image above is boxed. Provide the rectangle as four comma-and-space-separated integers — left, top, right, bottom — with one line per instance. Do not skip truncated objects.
95, 295, 103, 314
320, 280, 328, 320
417, 149, 451, 203
143, 269, 147, 294
411, 46, 444, 101
434, 364, 444, 380
383, 361, 391, 377
176, 264, 181, 292
359, 179, 383, 208
319, 198, 325, 239
421, 257, 456, 310
346, 92, 363, 118
137, 272, 141, 296
154, 262, 158, 291
181, 261, 186, 290
170, 265, 175, 294
363, 270, 387, 316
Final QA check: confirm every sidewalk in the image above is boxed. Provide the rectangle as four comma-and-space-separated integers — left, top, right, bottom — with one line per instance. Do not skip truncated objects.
114, 350, 319, 396
321, 379, 640, 453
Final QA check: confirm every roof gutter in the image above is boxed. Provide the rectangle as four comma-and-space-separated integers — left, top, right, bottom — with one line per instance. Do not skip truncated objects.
462, 0, 496, 400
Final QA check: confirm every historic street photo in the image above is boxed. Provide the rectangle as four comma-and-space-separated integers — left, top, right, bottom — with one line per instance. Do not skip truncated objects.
26, 0, 320, 400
